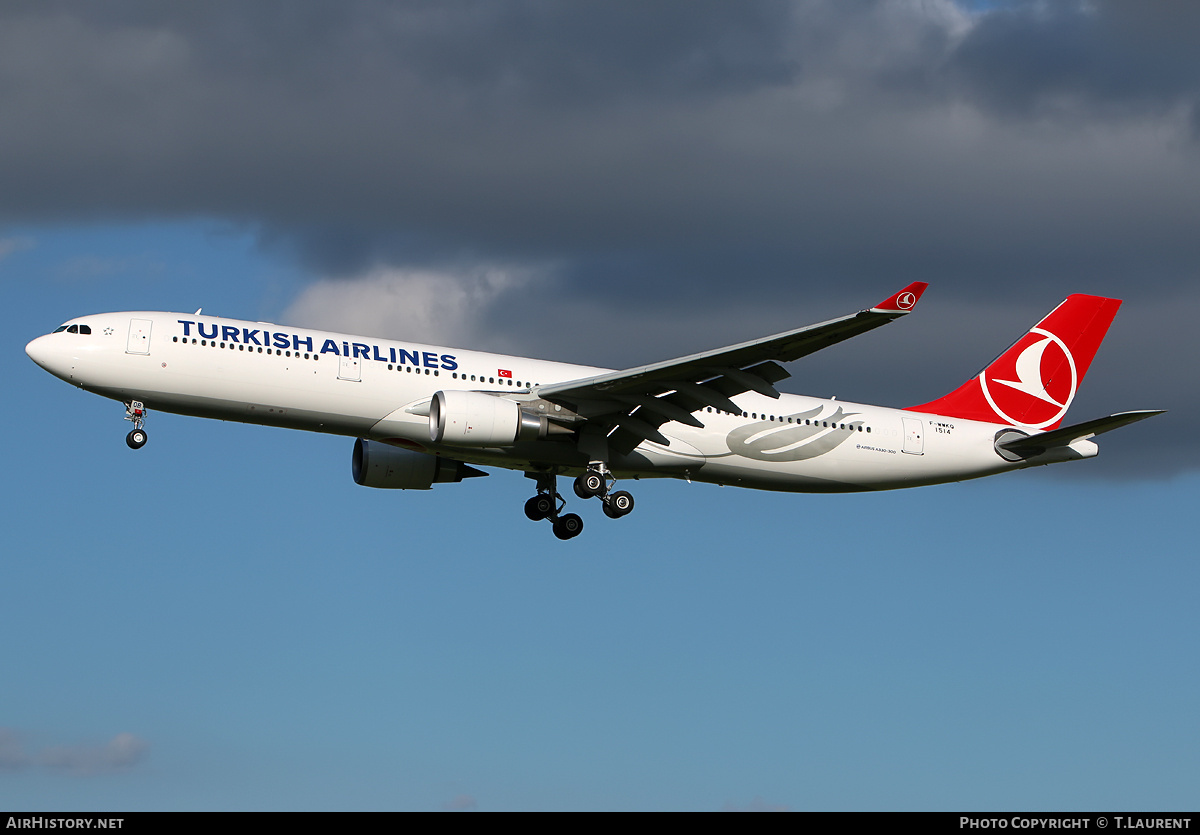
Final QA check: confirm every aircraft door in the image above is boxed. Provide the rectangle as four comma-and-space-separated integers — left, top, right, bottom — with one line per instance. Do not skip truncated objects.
127, 319, 152, 354
902, 417, 924, 455
338, 356, 361, 382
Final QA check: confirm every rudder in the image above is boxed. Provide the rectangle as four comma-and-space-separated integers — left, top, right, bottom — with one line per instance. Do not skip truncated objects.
909, 294, 1122, 430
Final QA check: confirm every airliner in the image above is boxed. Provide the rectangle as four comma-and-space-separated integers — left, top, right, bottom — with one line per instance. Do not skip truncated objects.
25, 283, 1161, 539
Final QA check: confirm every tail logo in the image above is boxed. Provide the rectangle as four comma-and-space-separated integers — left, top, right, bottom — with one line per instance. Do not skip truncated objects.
895, 291, 917, 310
980, 327, 1077, 429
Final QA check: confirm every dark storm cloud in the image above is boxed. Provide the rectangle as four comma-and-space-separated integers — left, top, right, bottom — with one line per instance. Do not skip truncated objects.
2, 0, 1196, 286
947, 0, 1200, 120
1, 1, 1196, 474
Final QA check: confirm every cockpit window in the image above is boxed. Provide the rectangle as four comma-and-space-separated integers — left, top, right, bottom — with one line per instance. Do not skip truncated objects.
56, 324, 92, 334
53, 325, 68, 333
79, 325, 91, 334
67, 324, 78, 333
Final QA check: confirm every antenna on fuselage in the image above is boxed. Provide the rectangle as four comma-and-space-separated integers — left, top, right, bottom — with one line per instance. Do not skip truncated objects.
194, 308, 202, 315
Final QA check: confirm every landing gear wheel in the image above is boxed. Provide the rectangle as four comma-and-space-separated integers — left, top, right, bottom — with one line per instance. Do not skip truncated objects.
574, 472, 606, 499
604, 490, 634, 518
126, 429, 147, 450
524, 494, 555, 521
552, 513, 584, 540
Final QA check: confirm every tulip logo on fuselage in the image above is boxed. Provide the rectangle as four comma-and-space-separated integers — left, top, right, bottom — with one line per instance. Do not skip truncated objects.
726, 405, 863, 462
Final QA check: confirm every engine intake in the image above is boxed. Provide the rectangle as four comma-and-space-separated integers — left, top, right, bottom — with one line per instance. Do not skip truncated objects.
352, 438, 486, 489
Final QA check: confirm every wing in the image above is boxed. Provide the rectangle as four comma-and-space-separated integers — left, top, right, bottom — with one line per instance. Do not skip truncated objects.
531, 282, 929, 454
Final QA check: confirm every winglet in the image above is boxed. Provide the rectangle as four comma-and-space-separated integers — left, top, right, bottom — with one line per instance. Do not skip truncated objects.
871, 282, 928, 314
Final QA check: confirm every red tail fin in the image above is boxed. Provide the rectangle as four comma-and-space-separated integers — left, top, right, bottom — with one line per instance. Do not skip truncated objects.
909, 294, 1122, 430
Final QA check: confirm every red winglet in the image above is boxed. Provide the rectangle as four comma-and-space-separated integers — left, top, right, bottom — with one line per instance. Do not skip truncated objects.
872, 282, 928, 313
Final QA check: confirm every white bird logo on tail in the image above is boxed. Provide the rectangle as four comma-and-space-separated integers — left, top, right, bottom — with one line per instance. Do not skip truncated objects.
979, 327, 1078, 429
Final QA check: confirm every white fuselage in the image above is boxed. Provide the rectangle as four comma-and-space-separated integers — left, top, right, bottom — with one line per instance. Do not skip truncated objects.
26, 311, 1091, 492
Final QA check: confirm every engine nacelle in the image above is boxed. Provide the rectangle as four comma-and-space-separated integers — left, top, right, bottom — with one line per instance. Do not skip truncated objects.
429, 389, 552, 446
352, 438, 486, 489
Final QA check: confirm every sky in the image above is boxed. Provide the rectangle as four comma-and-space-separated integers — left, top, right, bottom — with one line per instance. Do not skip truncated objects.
2, 0, 1198, 811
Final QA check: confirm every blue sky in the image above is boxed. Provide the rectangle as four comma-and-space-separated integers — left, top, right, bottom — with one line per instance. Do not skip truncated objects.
4, 222, 1197, 811
3, 1, 1199, 812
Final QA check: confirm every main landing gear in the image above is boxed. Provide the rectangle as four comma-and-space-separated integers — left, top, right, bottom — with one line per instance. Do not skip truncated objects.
124, 400, 148, 449
524, 472, 584, 540
572, 463, 635, 520
524, 464, 635, 540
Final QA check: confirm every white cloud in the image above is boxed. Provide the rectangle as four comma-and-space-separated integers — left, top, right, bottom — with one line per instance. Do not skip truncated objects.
38, 732, 149, 777
441, 793, 479, 811
0, 727, 30, 770
281, 262, 553, 348
0, 236, 35, 262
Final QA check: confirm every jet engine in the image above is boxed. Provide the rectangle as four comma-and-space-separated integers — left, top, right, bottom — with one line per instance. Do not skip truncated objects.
352, 438, 486, 489
429, 389, 562, 446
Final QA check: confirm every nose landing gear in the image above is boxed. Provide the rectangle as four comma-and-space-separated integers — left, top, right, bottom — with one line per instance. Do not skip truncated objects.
124, 401, 148, 449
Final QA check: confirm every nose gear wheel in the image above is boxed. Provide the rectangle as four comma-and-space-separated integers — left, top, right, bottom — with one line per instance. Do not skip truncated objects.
123, 401, 148, 449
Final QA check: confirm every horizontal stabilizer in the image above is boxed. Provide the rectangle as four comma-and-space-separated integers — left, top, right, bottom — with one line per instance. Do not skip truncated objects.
997, 410, 1166, 456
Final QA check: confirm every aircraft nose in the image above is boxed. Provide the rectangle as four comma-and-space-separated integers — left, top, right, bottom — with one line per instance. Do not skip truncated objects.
25, 333, 73, 381
25, 334, 52, 369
